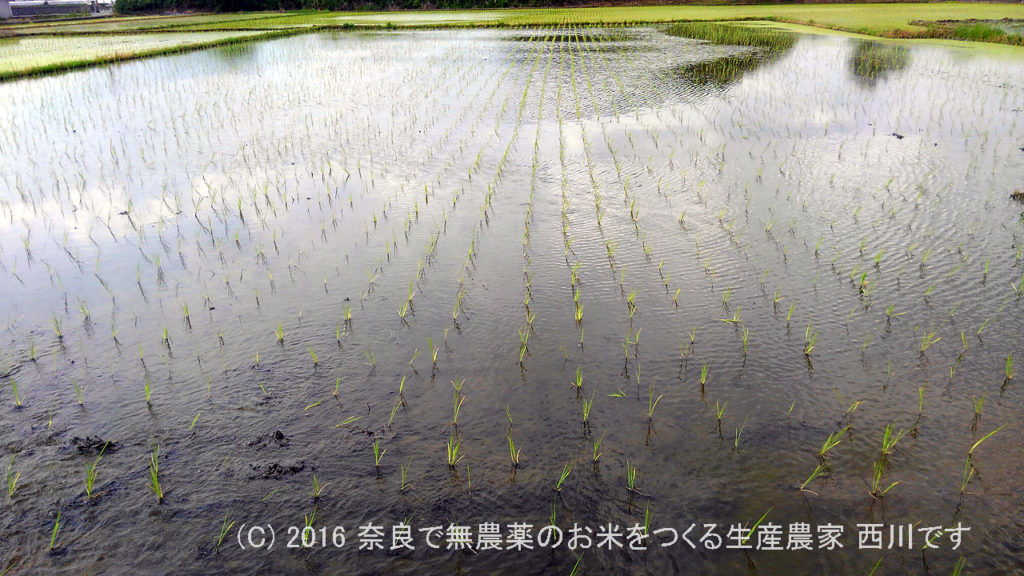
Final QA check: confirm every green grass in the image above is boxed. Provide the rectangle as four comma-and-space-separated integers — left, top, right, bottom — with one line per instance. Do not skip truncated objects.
3, 4, 1023, 82
196, 4, 1024, 36
665, 21, 795, 50
0, 30, 299, 82
7, 5, 1024, 36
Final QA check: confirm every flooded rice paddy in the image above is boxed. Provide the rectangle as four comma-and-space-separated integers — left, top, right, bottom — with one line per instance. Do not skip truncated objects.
1, 26, 1023, 575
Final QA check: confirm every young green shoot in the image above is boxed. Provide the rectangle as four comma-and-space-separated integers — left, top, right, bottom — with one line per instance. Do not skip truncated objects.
10, 381, 22, 408
49, 509, 61, 551
508, 433, 521, 469
880, 424, 903, 458
555, 463, 573, 491
734, 416, 749, 452
582, 393, 595, 427
85, 441, 109, 499
804, 323, 818, 356
400, 459, 412, 492
972, 394, 985, 423
148, 445, 164, 503
373, 438, 386, 473
818, 426, 849, 461
592, 431, 605, 463
216, 512, 236, 553
869, 458, 899, 499
800, 462, 827, 494
311, 474, 329, 500
740, 508, 773, 545
446, 432, 463, 469
6, 455, 20, 499
646, 385, 663, 420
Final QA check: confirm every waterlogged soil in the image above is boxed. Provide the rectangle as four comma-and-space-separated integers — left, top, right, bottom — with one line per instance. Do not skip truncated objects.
0, 27, 1023, 575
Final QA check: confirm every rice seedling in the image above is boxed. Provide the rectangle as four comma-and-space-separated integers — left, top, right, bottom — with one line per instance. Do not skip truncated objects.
144, 376, 152, 406
626, 462, 638, 492
1006, 352, 1015, 381
400, 459, 412, 492
959, 455, 976, 494
333, 415, 361, 428
555, 463, 573, 491
818, 426, 849, 461
71, 380, 84, 405
518, 327, 530, 363
275, 323, 284, 343
804, 323, 818, 356
508, 433, 521, 469
733, 416, 749, 452
582, 393, 595, 427
572, 366, 583, 389
49, 509, 61, 551
880, 424, 903, 458
721, 307, 742, 324
800, 462, 827, 494
699, 360, 709, 392
740, 508, 773, 546
920, 331, 941, 353
715, 401, 726, 434
373, 438, 386, 474
6, 455, 20, 499
569, 553, 583, 576
972, 394, 985, 424
446, 432, 463, 469
85, 441, 109, 499
301, 507, 318, 548
977, 318, 991, 336
592, 431, 605, 463
869, 458, 898, 499
148, 445, 164, 503
308, 347, 319, 366
215, 512, 236, 554
307, 474, 330, 501
451, 378, 466, 427
646, 384, 664, 421
428, 337, 438, 368
10, 381, 22, 408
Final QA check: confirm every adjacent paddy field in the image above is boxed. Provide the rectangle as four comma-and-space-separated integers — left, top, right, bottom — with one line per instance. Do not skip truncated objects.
0, 15, 1023, 576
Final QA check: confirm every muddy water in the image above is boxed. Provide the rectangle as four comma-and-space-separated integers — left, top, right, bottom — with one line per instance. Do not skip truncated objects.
0, 27, 1023, 575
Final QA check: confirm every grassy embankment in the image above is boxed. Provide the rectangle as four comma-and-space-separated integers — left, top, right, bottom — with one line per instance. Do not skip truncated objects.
2, 3, 1023, 81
